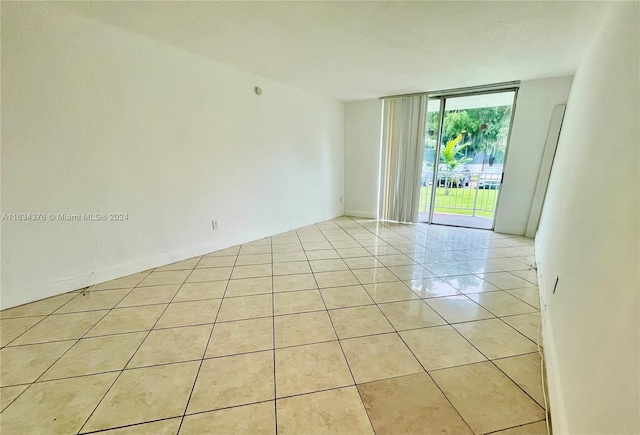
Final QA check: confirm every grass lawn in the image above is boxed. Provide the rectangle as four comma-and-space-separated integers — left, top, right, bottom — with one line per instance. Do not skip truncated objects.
419, 186, 499, 218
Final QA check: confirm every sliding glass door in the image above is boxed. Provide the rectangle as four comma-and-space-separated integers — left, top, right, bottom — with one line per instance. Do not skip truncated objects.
418, 98, 442, 223
420, 89, 517, 229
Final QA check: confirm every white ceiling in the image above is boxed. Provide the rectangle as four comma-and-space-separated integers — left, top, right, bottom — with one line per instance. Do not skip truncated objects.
59, 1, 607, 102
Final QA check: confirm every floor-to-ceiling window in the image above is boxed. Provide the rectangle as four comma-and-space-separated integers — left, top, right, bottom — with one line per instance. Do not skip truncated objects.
419, 88, 517, 229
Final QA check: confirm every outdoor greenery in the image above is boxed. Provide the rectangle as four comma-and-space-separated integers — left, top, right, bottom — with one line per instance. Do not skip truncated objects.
425, 105, 512, 167
420, 100, 510, 218
439, 133, 472, 195
419, 186, 498, 218
440, 134, 471, 171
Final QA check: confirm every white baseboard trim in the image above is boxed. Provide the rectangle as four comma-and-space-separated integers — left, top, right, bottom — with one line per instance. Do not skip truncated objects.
1, 212, 342, 310
535, 235, 568, 434
493, 222, 526, 236
344, 209, 377, 219
541, 314, 569, 434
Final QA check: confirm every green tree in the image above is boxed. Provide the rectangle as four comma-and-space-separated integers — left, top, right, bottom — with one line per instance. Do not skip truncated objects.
443, 111, 480, 144
440, 134, 471, 195
438, 106, 512, 168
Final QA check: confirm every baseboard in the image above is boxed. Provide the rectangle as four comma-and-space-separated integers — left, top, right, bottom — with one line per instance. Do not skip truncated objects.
536, 235, 569, 434
1, 212, 342, 310
344, 209, 377, 219
540, 315, 568, 434
493, 222, 526, 236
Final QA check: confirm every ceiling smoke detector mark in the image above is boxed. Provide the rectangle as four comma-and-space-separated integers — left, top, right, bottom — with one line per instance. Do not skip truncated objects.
254, 86, 262, 95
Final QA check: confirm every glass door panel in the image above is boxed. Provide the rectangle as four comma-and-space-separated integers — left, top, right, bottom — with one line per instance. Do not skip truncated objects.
419, 98, 442, 223
431, 91, 515, 229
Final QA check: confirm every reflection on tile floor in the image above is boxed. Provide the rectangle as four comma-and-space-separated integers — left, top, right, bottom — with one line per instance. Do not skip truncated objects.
0, 217, 547, 434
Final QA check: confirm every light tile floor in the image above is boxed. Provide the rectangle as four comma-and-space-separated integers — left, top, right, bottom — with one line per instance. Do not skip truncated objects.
0, 217, 548, 434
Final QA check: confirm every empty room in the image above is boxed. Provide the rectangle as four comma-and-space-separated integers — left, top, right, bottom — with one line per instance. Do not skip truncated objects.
1, 1, 638, 434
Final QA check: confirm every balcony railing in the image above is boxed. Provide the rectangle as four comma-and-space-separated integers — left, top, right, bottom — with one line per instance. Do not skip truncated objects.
420, 172, 502, 218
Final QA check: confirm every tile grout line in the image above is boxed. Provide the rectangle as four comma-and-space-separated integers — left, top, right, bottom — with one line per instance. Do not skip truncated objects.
369, 219, 547, 428
302, 220, 379, 435
501, 287, 541, 310
73, 365, 551, 435
2, 304, 71, 348
1, 217, 540, 433
270, 236, 278, 435
488, 358, 547, 411
0, 270, 155, 414
78, 415, 183, 435
5, 336, 542, 390
174, 251, 237, 435
355, 219, 542, 425
77, 258, 210, 434
69, 249, 540, 430
483, 419, 548, 434
1, 273, 150, 348
439, 272, 542, 347
4, 276, 525, 326
347, 217, 477, 435
309, 221, 395, 434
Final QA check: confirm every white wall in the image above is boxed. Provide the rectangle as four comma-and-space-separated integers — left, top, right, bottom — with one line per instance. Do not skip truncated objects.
535, 2, 639, 433
1, 2, 344, 309
343, 80, 573, 232
344, 99, 382, 218
494, 76, 573, 235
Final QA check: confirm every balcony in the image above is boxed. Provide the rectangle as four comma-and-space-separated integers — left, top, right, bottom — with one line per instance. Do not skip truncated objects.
419, 171, 502, 229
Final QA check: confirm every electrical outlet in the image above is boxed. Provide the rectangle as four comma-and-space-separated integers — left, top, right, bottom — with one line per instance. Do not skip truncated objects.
212, 220, 219, 230
339, 197, 342, 203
